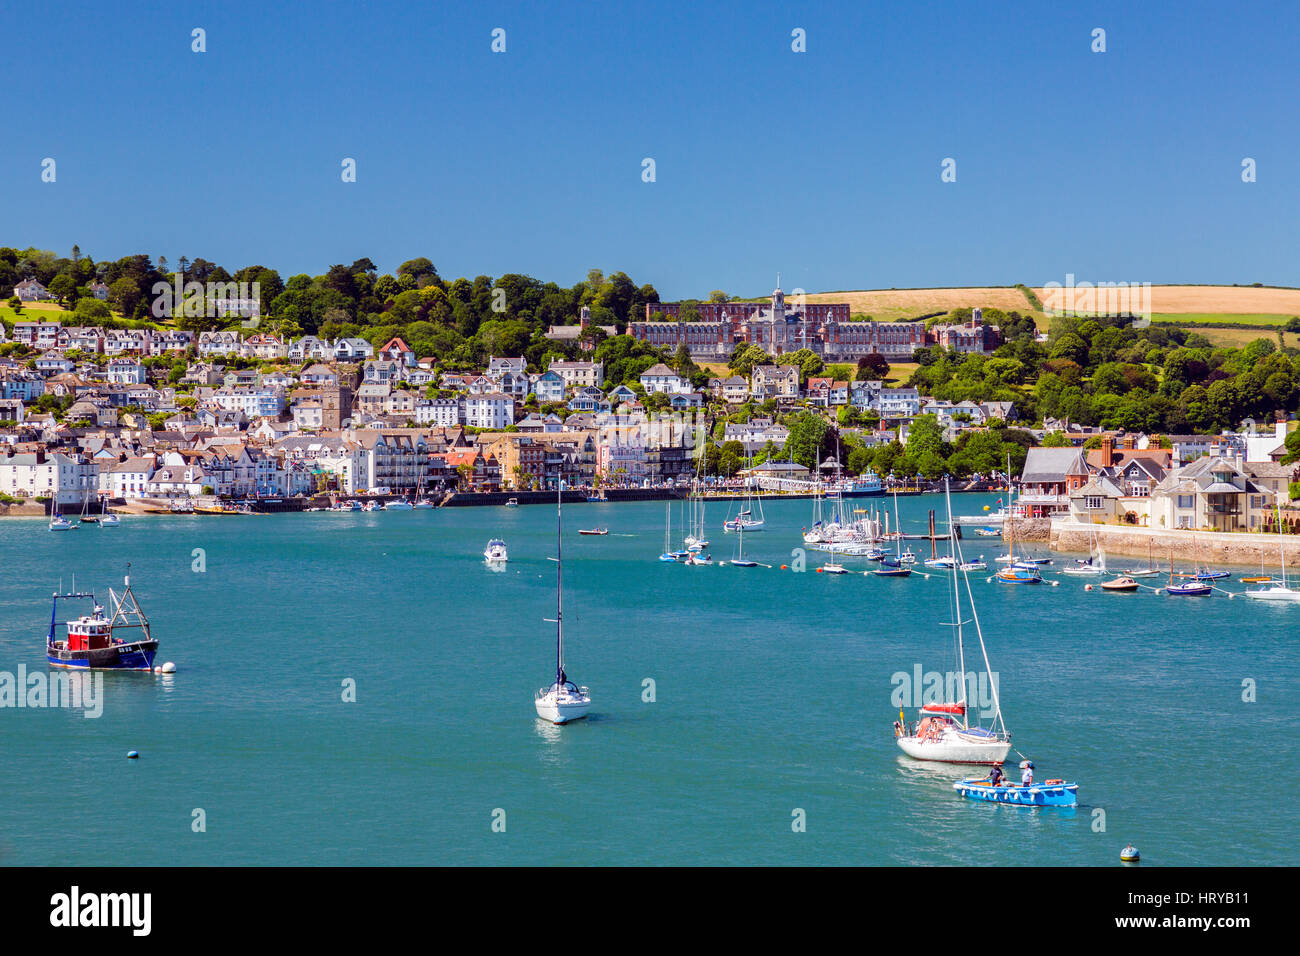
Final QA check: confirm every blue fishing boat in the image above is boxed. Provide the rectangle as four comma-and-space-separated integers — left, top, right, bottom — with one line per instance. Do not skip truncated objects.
954, 777, 1079, 807
1193, 570, 1230, 581
45, 568, 158, 671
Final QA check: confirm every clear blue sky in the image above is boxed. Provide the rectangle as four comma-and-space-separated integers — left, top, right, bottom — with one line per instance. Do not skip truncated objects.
3, 0, 1297, 299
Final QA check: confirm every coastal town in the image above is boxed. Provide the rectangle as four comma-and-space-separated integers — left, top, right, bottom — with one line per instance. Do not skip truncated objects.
2, 262, 1298, 556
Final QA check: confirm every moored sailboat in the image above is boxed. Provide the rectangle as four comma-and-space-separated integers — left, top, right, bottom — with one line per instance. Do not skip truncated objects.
534, 486, 591, 724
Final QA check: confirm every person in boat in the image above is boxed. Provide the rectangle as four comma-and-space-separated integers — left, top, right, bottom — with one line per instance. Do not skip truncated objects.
988, 763, 1004, 787
1021, 761, 1034, 787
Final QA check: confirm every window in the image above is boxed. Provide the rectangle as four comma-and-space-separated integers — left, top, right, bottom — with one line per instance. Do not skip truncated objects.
1085, 496, 1104, 510
1177, 495, 1194, 509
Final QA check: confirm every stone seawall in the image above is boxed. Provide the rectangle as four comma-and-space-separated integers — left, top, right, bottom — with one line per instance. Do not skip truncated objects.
1049, 520, 1300, 569
0, 501, 47, 517
1002, 518, 1052, 543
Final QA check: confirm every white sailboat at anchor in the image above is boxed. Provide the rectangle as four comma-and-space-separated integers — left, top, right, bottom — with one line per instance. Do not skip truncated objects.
535, 485, 591, 724
894, 480, 1012, 764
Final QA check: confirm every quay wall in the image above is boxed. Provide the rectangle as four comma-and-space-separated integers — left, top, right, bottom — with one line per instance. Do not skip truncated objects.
1002, 518, 1052, 543
1048, 520, 1300, 569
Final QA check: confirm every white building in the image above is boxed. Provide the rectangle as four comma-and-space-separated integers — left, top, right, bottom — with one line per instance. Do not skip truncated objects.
463, 393, 514, 430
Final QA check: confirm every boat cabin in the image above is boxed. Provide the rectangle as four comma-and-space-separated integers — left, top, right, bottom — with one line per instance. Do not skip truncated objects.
66, 609, 112, 651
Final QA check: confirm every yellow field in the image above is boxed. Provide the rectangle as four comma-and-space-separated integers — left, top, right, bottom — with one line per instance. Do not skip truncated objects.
804, 287, 1032, 321
1035, 284, 1300, 316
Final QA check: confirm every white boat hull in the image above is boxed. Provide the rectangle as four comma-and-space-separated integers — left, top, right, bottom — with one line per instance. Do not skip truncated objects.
535, 688, 591, 724
897, 730, 1012, 764
1244, 587, 1300, 602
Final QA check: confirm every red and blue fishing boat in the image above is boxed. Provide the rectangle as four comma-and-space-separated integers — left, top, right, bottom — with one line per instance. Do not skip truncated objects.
45, 568, 158, 671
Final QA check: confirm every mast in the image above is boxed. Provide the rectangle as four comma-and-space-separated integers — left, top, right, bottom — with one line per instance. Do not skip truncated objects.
948, 480, 1006, 736
945, 480, 968, 724
555, 482, 564, 685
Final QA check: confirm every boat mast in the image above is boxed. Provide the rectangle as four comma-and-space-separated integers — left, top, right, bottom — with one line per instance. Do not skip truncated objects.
944, 480, 969, 724
555, 483, 565, 686
949, 480, 1006, 736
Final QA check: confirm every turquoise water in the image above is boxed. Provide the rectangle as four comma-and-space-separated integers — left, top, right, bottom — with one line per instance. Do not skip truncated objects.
0, 495, 1293, 866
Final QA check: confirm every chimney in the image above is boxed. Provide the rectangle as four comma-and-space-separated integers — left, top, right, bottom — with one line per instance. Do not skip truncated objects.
1101, 434, 1114, 467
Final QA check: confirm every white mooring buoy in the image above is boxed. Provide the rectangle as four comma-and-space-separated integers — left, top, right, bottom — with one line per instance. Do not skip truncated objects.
1121, 843, 1140, 863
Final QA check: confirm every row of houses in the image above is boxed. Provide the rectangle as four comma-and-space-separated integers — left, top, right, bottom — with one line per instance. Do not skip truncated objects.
1021, 433, 1296, 532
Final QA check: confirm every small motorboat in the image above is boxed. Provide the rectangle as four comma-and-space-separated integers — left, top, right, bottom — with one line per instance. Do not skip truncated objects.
383, 499, 414, 511
578, 528, 608, 536
413, 499, 435, 509
924, 556, 955, 570
685, 552, 714, 566
504, 498, 519, 508
1100, 575, 1139, 592
484, 539, 509, 564
953, 777, 1079, 808
959, 559, 987, 572
1192, 569, 1230, 581
975, 528, 1001, 537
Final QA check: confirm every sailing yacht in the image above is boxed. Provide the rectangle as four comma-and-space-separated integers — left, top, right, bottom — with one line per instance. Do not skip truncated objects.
873, 492, 912, 577
49, 510, 77, 531
1163, 545, 1210, 596
894, 482, 1012, 764
535, 486, 591, 724
1245, 510, 1300, 601
659, 501, 682, 561
723, 466, 765, 532
1062, 526, 1105, 576
729, 527, 758, 567
994, 517, 1041, 584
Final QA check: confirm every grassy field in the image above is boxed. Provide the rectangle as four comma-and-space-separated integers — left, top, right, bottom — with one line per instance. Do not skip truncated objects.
1191, 328, 1300, 349
804, 286, 1037, 322
1, 304, 73, 329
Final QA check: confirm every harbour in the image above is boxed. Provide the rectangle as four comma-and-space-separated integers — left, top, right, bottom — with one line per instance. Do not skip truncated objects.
1, 491, 1294, 865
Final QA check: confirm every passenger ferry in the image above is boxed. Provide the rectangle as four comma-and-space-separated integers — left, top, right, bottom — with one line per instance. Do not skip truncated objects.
45, 568, 158, 671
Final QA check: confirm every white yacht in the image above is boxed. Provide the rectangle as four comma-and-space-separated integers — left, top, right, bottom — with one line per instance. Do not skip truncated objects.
535, 487, 591, 724
484, 539, 508, 564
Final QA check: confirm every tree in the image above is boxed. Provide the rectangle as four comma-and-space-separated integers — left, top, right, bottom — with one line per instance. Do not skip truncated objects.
47, 274, 75, 305
784, 411, 830, 469
1041, 430, 1071, 447
857, 353, 890, 381
108, 277, 144, 316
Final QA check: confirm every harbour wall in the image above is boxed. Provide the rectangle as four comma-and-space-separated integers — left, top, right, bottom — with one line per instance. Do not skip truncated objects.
1047, 519, 1300, 569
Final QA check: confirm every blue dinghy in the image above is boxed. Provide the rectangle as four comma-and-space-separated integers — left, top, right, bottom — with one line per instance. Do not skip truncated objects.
954, 777, 1078, 807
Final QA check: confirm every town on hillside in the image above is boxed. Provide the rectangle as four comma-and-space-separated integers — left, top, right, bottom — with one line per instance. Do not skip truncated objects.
3, 250, 1298, 527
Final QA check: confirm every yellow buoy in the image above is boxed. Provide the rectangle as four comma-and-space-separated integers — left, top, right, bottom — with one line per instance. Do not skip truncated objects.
1121, 844, 1140, 862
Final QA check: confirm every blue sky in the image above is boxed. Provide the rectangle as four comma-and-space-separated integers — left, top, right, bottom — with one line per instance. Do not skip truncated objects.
3, 0, 1297, 299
